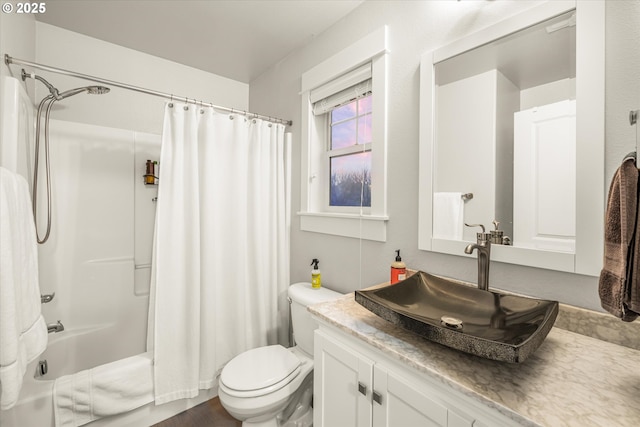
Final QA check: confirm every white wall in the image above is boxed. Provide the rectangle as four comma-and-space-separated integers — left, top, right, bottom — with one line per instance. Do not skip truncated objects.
520, 78, 575, 110
34, 22, 249, 134
249, 0, 640, 311
605, 1, 640, 185
435, 69, 518, 241
0, 11, 35, 89
0, 11, 36, 179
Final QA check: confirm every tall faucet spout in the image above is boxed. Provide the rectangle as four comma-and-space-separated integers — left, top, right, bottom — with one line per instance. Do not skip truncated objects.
47, 320, 64, 334
464, 243, 478, 255
464, 240, 491, 291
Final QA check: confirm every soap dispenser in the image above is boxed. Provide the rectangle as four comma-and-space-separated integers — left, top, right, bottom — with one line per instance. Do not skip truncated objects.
390, 250, 407, 284
311, 259, 321, 289
491, 220, 504, 245
490, 220, 511, 245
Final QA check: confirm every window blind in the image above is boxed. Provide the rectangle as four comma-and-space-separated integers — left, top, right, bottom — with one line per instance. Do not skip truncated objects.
311, 63, 372, 116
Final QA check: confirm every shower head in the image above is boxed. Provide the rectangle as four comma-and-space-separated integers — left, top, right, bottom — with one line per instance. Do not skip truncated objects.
57, 85, 110, 100
87, 86, 110, 95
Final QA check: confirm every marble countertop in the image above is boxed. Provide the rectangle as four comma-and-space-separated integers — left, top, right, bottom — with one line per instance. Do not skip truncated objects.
309, 294, 640, 427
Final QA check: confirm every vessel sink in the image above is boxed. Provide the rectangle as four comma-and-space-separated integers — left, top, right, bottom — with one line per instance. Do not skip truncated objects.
354, 271, 558, 363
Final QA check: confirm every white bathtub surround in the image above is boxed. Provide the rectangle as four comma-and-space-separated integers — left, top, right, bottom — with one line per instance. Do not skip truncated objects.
0, 167, 48, 410
148, 104, 291, 404
53, 352, 153, 427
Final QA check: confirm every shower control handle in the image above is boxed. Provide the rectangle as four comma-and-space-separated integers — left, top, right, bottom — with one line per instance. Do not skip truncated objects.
41, 292, 55, 304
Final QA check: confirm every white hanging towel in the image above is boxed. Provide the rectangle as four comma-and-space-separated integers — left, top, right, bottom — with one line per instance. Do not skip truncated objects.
0, 167, 48, 410
432, 192, 464, 240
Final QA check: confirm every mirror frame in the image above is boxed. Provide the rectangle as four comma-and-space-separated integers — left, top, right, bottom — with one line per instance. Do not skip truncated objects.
418, 0, 604, 276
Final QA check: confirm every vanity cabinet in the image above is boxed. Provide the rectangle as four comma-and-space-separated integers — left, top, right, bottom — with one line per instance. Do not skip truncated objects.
314, 326, 517, 427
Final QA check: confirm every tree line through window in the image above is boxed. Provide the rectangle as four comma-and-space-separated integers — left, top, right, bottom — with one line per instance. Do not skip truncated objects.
329, 95, 372, 207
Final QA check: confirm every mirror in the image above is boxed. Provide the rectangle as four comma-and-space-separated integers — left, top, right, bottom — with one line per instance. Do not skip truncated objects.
418, 2, 604, 276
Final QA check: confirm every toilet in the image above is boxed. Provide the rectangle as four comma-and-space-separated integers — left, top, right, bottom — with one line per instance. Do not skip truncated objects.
218, 282, 341, 427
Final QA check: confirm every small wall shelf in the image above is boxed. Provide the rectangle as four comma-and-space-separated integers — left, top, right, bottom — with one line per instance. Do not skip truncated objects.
144, 159, 159, 185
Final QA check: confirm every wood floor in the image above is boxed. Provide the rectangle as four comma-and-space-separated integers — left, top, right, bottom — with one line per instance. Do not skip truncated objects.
151, 397, 241, 427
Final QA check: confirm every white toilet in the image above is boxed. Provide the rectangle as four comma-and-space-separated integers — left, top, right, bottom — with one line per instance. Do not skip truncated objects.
218, 282, 341, 427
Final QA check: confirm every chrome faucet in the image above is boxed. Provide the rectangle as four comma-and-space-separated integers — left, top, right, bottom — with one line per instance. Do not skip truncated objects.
464, 224, 491, 291
47, 320, 64, 334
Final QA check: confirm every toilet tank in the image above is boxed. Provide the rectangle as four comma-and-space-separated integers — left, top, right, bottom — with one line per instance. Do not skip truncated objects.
288, 282, 341, 356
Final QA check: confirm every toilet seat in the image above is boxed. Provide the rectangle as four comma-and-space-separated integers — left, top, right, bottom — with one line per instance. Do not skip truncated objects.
220, 345, 301, 398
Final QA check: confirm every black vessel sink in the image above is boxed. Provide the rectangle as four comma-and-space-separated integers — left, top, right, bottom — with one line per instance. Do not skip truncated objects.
354, 271, 558, 363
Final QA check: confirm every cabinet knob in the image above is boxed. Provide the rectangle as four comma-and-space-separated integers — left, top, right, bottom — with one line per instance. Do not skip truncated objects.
358, 382, 367, 396
373, 390, 383, 405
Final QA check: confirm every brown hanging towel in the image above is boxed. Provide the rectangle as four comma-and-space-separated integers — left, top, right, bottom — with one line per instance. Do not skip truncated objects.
598, 153, 639, 321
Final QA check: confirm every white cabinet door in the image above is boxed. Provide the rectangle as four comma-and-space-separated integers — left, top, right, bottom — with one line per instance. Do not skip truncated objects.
372, 364, 474, 427
373, 364, 448, 427
513, 99, 576, 252
314, 330, 373, 427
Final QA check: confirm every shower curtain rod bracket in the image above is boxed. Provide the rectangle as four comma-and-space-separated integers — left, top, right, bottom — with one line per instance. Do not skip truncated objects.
4, 54, 293, 127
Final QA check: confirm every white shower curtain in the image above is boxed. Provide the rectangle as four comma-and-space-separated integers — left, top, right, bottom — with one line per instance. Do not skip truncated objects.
147, 103, 291, 405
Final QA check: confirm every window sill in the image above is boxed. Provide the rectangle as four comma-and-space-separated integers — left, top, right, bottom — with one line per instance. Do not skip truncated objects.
298, 211, 388, 242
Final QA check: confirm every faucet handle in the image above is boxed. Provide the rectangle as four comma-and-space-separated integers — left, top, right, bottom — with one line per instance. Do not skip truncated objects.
465, 223, 485, 233
465, 223, 491, 244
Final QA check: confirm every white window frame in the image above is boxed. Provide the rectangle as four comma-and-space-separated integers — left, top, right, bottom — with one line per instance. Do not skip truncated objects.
299, 26, 389, 241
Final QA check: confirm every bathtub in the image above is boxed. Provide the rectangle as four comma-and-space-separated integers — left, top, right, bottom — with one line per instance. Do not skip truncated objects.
0, 325, 217, 427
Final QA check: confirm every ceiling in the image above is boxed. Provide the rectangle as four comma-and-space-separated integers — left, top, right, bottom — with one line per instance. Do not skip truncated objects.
36, 0, 363, 83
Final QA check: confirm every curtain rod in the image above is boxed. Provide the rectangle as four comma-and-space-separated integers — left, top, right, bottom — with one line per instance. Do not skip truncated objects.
4, 54, 292, 126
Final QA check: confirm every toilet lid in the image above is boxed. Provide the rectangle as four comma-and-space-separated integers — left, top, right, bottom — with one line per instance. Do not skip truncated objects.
221, 345, 301, 392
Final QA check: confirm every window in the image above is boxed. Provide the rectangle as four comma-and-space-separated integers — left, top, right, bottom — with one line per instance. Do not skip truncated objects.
299, 27, 388, 241
329, 95, 372, 208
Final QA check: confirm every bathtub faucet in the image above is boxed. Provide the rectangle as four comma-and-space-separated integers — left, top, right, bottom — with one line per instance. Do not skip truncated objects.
47, 320, 64, 333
